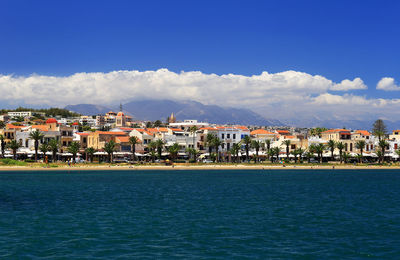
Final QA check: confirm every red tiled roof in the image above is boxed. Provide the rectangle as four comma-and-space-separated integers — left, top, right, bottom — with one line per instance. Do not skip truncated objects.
46, 118, 58, 124
32, 125, 49, 131
277, 130, 290, 134
77, 132, 90, 136
115, 136, 130, 143
96, 131, 128, 135
235, 126, 249, 131
6, 124, 25, 129
355, 130, 371, 136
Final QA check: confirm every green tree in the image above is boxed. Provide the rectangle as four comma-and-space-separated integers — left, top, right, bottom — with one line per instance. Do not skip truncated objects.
49, 139, 59, 163
378, 139, 388, 163
271, 147, 280, 163
292, 148, 305, 163
265, 139, 271, 160
29, 129, 44, 161
168, 143, 180, 162
129, 136, 139, 162
241, 135, 252, 162
39, 142, 50, 158
305, 151, 314, 163
342, 152, 350, 164
205, 133, 215, 155
282, 140, 291, 160
251, 140, 262, 163
310, 143, 325, 163
212, 137, 223, 162
355, 140, 366, 163
155, 139, 164, 159
230, 143, 241, 163
85, 147, 96, 163
153, 120, 162, 127
148, 141, 157, 163
67, 142, 80, 164
336, 142, 345, 164
327, 140, 336, 161
7, 140, 20, 160
104, 140, 116, 163
372, 119, 387, 141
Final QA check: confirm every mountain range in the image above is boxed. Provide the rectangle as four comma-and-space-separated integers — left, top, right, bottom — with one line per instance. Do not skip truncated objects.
65, 100, 283, 126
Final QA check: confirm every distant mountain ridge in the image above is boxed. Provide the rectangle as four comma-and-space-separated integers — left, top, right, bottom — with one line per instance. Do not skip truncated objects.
65, 100, 283, 126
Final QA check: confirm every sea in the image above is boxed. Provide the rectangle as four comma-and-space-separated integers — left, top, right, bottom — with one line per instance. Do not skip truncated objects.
1, 169, 400, 259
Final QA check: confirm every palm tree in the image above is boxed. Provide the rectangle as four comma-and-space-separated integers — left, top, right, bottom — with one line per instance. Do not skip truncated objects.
241, 135, 252, 162
49, 139, 59, 163
148, 141, 157, 162
67, 142, 80, 164
396, 149, 400, 162
39, 142, 50, 160
265, 139, 271, 160
282, 140, 291, 160
129, 136, 139, 162
327, 140, 336, 161
305, 151, 314, 163
212, 137, 223, 162
292, 148, 305, 163
315, 143, 325, 163
231, 143, 241, 163
336, 142, 345, 164
0, 134, 5, 158
29, 129, 44, 161
104, 140, 116, 163
205, 133, 215, 155
342, 152, 350, 164
355, 140, 366, 163
7, 140, 20, 160
378, 139, 388, 163
168, 143, 180, 162
85, 147, 96, 163
155, 139, 164, 159
189, 126, 198, 149
271, 147, 280, 163
185, 147, 194, 160
251, 140, 262, 163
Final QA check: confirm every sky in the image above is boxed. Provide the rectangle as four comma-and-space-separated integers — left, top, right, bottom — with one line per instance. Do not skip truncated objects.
1, 0, 400, 122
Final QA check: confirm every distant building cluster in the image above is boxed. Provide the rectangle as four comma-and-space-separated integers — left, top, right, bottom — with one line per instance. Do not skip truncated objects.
0, 109, 399, 163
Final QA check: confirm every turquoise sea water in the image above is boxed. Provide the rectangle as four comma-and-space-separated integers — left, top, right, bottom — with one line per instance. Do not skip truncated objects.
1, 170, 400, 259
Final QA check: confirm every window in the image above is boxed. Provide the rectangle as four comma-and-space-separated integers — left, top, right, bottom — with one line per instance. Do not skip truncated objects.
233, 134, 236, 139
227, 134, 230, 139
221, 134, 224, 139
227, 143, 230, 150
291, 144, 295, 149
63, 141, 67, 146
350, 143, 353, 151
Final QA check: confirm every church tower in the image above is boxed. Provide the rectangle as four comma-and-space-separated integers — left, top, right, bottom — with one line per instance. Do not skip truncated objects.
116, 103, 126, 127
168, 112, 176, 123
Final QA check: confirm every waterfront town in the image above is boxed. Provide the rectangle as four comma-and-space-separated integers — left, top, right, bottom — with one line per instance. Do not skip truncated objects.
0, 108, 399, 165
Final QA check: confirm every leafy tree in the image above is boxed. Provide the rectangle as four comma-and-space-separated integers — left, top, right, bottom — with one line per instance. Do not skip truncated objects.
104, 140, 116, 163
29, 129, 44, 161
168, 143, 180, 162
355, 140, 366, 163
241, 135, 252, 162
282, 140, 291, 160
85, 147, 96, 163
327, 140, 336, 161
336, 142, 345, 164
67, 142, 80, 164
153, 120, 162, 127
0, 121, 5, 129
129, 136, 139, 162
49, 139, 59, 162
372, 119, 387, 141
7, 140, 20, 160
309, 127, 328, 137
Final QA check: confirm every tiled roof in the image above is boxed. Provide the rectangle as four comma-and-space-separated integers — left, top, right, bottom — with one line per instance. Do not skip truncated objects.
355, 130, 371, 136
96, 131, 127, 135
250, 129, 275, 135
6, 124, 26, 129
322, 129, 350, 134
32, 125, 49, 131
115, 136, 130, 143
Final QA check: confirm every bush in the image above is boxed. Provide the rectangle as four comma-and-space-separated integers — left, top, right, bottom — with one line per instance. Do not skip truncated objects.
0, 159, 27, 166
25, 159, 35, 163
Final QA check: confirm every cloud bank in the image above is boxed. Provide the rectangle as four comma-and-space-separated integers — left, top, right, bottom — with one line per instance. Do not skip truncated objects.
0, 69, 398, 121
377, 77, 400, 91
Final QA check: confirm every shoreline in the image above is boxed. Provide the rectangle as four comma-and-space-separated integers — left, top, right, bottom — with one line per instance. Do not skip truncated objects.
0, 164, 400, 171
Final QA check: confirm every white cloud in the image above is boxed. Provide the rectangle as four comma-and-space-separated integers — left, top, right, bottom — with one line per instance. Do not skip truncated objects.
377, 77, 400, 91
330, 78, 367, 91
1, 68, 399, 121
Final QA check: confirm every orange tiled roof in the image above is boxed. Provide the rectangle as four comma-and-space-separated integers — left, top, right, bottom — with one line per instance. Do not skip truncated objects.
235, 126, 249, 131
250, 129, 275, 135
277, 130, 290, 134
6, 124, 26, 129
96, 131, 128, 135
120, 127, 134, 131
77, 132, 90, 136
32, 125, 49, 131
200, 127, 217, 131
170, 128, 183, 132
158, 127, 169, 132
115, 136, 130, 143
284, 135, 296, 139
355, 130, 371, 136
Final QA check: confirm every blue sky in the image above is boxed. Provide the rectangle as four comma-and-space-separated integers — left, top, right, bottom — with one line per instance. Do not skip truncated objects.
1, 0, 400, 121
